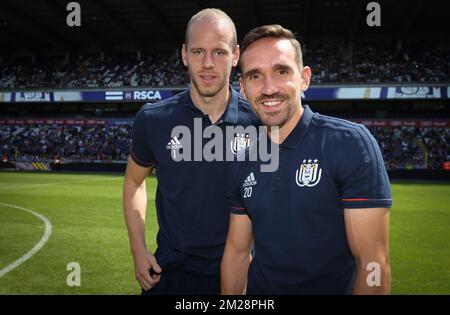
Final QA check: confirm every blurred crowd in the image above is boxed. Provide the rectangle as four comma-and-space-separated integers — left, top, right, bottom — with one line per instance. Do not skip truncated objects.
0, 53, 188, 89
308, 43, 449, 84
0, 124, 131, 162
1, 123, 448, 170
1, 43, 448, 89
371, 126, 449, 170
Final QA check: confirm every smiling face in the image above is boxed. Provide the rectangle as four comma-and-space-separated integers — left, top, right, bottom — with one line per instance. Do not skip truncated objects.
240, 37, 310, 128
182, 18, 239, 99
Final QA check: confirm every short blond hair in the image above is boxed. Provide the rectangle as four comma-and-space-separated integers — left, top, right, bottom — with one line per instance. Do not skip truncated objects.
185, 8, 237, 51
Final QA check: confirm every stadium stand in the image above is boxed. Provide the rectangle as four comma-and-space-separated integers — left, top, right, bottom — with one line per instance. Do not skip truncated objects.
1, 121, 448, 171
0, 0, 448, 178
0, 53, 188, 89
1, 43, 449, 89
0, 123, 132, 162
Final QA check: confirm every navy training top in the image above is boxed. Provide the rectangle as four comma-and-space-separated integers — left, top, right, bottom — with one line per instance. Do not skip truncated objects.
131, 87, 259, 276
229, 105, 392, 294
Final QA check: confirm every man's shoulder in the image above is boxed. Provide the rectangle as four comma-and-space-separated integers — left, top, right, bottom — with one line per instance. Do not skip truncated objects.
137, 90, 188, 118
235, 91, 260, 125
311, 112, 374, 144
312, 112, 363, 131
310, 112, 382, 166
236, 91, 250, 107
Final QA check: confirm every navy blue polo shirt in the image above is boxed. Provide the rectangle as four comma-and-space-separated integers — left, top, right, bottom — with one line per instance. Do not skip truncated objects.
229, 105, 392, 294
131, 87, 259, 276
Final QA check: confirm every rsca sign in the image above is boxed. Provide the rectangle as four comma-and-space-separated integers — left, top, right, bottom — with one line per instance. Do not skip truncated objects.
132, 90, 162, 101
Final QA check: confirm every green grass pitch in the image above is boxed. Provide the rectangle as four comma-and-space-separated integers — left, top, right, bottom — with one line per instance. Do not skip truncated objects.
0, 172, 449, 294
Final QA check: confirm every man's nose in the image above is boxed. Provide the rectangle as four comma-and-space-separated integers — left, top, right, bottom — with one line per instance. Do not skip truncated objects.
261, 76, 279, 96
202, 53, 214, 69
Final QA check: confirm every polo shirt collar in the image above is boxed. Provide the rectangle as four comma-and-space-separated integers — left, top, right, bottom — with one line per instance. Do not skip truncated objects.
281, 105, 314, 149
218, 87, 239, 124
184, 86, 239, 124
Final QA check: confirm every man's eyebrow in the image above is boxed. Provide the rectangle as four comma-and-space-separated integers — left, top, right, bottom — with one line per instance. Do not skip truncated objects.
244, 64, 294, 78
273, 64, 293, 72
243, 68, 260, 78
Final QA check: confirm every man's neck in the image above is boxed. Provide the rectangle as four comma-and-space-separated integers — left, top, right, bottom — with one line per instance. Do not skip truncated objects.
190, 84, 230, 124
268, 105, 304, 144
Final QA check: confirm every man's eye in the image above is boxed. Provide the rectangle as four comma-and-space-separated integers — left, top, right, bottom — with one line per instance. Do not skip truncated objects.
278, 70, 288, 75
248, 74, 260, 80
192, 51, 202, 55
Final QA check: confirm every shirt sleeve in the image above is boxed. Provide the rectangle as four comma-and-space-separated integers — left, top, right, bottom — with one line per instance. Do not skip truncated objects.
130, 108, 156, 168
337, 125, 392, 209
227, 160, 247, 215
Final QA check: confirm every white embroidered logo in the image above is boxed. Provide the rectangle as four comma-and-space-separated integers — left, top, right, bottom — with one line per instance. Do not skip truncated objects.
243, 172, 257, 187
166, 137, 182, 159
243, 172, 256, 198
230, 133, 250, 155
295, 159, 322, 187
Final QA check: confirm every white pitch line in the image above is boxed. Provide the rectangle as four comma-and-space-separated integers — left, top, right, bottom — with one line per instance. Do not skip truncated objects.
0, 202, 52, 278
0, 176, 122, 191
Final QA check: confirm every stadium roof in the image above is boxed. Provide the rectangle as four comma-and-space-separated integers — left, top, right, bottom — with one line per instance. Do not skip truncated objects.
0, 0, 448, 55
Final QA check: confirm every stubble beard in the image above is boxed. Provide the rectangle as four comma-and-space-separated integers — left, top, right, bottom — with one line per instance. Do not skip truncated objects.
255, 94, 295, 128
190, 69, 229, 98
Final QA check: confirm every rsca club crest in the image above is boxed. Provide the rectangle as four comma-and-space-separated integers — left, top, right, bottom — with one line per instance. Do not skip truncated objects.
295, 159, 322, 187
230, 133, 250, 155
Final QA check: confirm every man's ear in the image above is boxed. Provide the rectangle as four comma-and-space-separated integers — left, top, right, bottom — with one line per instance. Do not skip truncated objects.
239, 77, 247, 99
181, 44, 188, 67
300, 66, 311, 91
232, 45, 240, 67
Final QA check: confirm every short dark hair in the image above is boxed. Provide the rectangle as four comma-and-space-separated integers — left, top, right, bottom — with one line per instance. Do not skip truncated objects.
185, 8, 237, 51
240, 24, 303, 69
